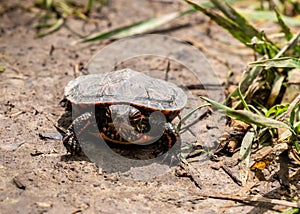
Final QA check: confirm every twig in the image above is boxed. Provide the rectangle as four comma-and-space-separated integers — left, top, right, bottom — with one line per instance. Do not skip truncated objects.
176, 163, 202, 188
164, 59, 170, 82
274, 32, 300, 59
13, 176, 26, 190
73, 63, 80, 78
221, 165, 242, 186
191, 193, 300, 208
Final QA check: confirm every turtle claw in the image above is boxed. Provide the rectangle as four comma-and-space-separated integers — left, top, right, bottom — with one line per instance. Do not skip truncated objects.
62, 112, 94, 155
162, 122, 180, 150
63, 129, 82, 155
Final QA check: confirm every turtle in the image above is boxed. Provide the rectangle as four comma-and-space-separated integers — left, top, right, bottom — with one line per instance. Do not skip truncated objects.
62, 68, 187, 155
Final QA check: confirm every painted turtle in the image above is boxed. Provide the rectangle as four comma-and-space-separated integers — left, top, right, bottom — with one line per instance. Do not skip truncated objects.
62, 68, 187, 155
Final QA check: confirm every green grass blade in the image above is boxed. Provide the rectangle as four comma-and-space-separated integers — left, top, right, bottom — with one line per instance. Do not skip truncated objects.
36, 18, 64, 38
211, 0, 259, 39
78, 9, 195, 43
0, 65, 6, 73
177, 103, 211, 131
239, 8, 300, 27
266, 104, 289, 118
88, 0, 93, 12
290, 99, 300, 127
201, 96, 293, 131
184, 0, 278, 56
76, 0, 242, 43
249, 57, 300, 68
184, 0, 249, 44
237, 81, 250, 111
281, 207, 299, 214
275, 7, 293, 40
227, 65, 263, 102
46, 0, 53, 8
294, 121, 300, 134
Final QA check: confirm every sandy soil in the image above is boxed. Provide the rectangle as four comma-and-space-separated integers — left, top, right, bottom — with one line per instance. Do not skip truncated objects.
0, 0, 295, 213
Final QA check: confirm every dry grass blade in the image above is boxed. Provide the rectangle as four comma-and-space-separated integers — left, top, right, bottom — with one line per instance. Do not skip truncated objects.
192, 193, 300, 208
239, 129, 254, 185
249, 57, 300, 68
266, 75, 285, 107
201, 96, 293, 132
275, 33, 300, 58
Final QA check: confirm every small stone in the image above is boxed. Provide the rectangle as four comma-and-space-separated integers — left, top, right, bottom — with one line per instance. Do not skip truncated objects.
36, 201, 52, 208
93, 183, 100, 187
13, 176, 26, 190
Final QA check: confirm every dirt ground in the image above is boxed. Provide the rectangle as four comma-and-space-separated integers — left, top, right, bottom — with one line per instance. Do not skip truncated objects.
0, 0, 297, 213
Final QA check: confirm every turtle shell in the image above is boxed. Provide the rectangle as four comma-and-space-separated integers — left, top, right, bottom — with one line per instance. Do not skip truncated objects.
64, 69, 187, 118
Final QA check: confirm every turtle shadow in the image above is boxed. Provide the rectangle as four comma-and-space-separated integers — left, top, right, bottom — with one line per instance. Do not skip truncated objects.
59, 143, 181, 178
60, 153, 91, 162
57, 104, 181, 177
75, 137, 181, 175
57, 108, 72, 131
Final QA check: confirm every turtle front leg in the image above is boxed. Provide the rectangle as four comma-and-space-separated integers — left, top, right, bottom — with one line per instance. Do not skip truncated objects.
160, 122, 180, 151
62, 112, 94, 155
63, 128, 82, 155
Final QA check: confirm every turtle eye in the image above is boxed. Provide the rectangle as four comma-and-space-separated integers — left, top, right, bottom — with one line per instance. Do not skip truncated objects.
128, 108, 142, 121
